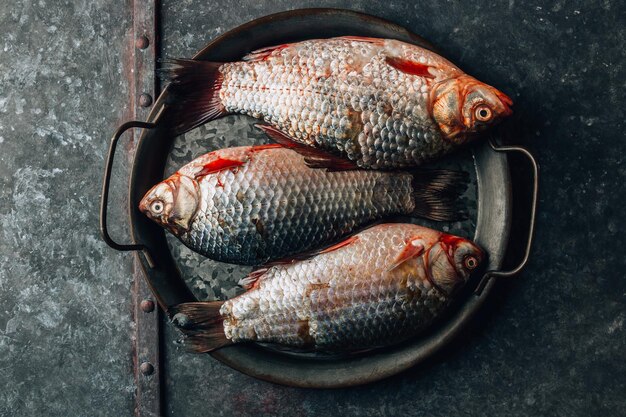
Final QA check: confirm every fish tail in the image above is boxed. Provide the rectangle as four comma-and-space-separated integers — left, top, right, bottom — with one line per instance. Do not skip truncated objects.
170, 301, 232, 353
410, 169, 469, 221
158, 58, 227, 135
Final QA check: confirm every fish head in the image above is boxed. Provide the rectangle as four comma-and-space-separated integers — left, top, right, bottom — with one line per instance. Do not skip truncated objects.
428, 234, 485, 295
139, 174, 200, 235
430, 74, 513, 144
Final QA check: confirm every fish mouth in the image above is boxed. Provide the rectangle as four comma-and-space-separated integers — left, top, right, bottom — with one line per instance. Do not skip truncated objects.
138, 194, 151, 214
491, 88, 513, 117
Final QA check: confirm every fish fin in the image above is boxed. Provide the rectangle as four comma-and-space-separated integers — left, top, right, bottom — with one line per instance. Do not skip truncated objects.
387, 239, 425, 272
262, 254, 311, 268
170, 302, 232, 353
263, 235, 361, 268
255, 124, 359, 171
410, 169, 469, 221
195, 157, 247, 178
302, 156, 359, 172
242, 38, 385, 61
337, 36, 386, 46
385, 56, 435, 79
238, 268, 269, 290
318, 235, 359, 254
254, 124, 299, 147
248, 143, 285, 152
158, 59, 227, 136
242, 43, 291, 62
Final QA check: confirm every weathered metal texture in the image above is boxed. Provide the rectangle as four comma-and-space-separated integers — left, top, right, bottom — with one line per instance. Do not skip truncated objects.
121, 9, 530, 388
131, 0, 161, 415
0, 1, 137, 416
0, 0, 622, 416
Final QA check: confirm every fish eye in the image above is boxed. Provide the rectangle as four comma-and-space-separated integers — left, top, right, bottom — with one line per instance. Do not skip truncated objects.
463, 255, 479, 270
151, 200, 164, 214
475, 105, 492, 122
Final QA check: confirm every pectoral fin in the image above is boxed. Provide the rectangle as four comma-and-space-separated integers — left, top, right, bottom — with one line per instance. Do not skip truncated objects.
387, 238, 425, 272
255, 124, 359, 171
385, 56, 435, 79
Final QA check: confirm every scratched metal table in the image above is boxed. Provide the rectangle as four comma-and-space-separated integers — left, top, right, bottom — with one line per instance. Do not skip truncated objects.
0, 1, 625, 417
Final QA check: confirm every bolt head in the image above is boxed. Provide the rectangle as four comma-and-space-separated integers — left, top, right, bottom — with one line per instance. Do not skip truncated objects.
140, 362, 154, 376
140, 299, 155, 313
135, 35, 149, 50
139, 93, 153, 108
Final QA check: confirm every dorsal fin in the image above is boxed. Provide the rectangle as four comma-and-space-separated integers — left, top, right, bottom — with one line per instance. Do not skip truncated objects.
257, 234, 362, 272
238, 268, 270, 290
318, 235, 359, 254
337, 36, 386, 46
242, 44, 291, 62
385, 56, 435, 79
248, 143, 284, 152
387, 238, 425, 272
255, 124, 359, 171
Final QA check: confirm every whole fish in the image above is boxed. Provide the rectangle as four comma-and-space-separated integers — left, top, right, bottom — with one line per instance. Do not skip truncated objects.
171, 223, 484, 353
139, 126, 466, 265
161, 36, 512, 169
139, 126, 467, 265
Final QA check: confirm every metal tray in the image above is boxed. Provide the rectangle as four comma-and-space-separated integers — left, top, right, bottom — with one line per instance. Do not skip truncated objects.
100, 9, 537, 388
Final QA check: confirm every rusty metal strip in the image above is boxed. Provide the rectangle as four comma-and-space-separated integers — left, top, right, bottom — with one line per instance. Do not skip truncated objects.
131, 0, 161, 416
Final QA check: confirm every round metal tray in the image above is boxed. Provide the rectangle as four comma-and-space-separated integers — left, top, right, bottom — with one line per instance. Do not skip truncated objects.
100, 8, 537, 388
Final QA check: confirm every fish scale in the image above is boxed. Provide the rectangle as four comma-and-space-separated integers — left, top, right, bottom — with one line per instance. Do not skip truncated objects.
163, 37, 512, 169
175, 147, 414, 265
218, 38, 453, 169
142, 139, 470, 266
217, 224, 464, 351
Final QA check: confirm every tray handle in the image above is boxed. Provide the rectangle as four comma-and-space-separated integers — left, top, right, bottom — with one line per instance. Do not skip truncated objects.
474, 137, 539, 295
100, 120, 157, 268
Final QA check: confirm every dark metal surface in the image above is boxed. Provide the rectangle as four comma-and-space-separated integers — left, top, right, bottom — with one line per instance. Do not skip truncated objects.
2, 0, 622, 415
131, 1, 162, 415
474, 137, 539, 295
104, 9, 533, 387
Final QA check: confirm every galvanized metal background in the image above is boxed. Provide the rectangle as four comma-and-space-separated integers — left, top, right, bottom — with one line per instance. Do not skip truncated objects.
0, 1, 137, 415
0, 0, 625, 416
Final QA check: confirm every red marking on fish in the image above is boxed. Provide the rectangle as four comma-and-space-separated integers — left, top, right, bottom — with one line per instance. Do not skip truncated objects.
319, 235, 359, 254
196, 157, 246, 178
385, 56, 435, 79
438, 233, 466, 271
439, 234, 464, 249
